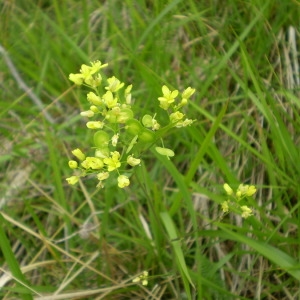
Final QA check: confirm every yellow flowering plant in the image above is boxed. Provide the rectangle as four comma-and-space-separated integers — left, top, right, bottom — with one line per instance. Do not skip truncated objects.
221, 183, 257, 219
66, 61, 196, 189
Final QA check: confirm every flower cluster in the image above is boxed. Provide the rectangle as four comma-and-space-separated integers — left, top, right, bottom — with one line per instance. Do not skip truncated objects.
221, 183, 257, 218
66, 61, 196, 188
158, 85, 195, 128
132, 271, 149, 286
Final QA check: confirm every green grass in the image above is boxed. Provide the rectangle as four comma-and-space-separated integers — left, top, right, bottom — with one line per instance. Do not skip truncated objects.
1, 0, 300, 299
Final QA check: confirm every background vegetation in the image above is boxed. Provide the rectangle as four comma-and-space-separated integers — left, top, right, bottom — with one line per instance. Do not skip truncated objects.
0, 0, 300, 299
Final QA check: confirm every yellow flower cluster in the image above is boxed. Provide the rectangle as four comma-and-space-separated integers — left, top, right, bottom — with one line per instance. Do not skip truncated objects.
221, 183, 257, 219
66, 61, 196, 189
158, 85, 195, 128
132, 271, 149, 286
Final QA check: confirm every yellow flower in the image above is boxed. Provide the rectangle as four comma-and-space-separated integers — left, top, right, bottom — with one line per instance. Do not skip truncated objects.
132, 271, 148, 286
102, 91, 118, 108
241, 206, 253, 218
236, 184, 257, 198
66, 176, 79, 185
223, 183, 233, 196
81, 157, 104, 170
182, 87, 195, 99
69, 73, 84, 85
80, 60, 107, 78
86, 121, 105, 129
125, 84, 133, 104
72, 148, 86, 161
117, 175, 130, 188
127, 155, 141, 167
84, 74, 102, 87
179, 118, 195, 127
221, 201, 229, 213
97, 172, 109, 181
68, 160, 78, 169
103, 151, 121, 171
87, 92, 102, 105
105, 76, 125, 92
169, 111, 184, 123
158, 85, 179, 110
111, 134, 119, 147
80, 110, 94, 118
246, 185, 257, 196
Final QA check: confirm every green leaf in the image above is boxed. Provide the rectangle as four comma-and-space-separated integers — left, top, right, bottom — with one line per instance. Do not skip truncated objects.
160, 211, 194, 295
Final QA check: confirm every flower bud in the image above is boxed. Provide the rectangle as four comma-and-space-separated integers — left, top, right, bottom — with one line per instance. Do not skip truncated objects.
241, 206, 253, 218
117, 175, 130, 188
86, 121, 104, 129
182, 87, 195, 99
97, 172, 109, 181
69, 73, 84, 85
66, 176, 79, 185
81, 157, 104, 170
246, 185, 257, 196
87, 92, 102, 105
72, 148, 85, 161
127, 155, 141, 166
68, 160, 78, 169
223, 183, 233, 195
80, 110, 94, 118
169, 111, 184, 123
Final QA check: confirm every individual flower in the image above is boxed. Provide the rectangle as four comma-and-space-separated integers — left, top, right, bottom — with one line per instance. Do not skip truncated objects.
97, 172, 109, 181
223, 183, 233, 195
236, 184, 256, 198
66, 176, 79, 185
176, 118, 195, 128
102, 91, 118, 108
85, 73, 102, 87
125, 84, 133, 104
90, 105, 100, 113
221, 201, 229, 213
236, 184, 247, 198
81, 157, 104, 170
111, 134, 119, 147
86, 121, 105, 129
246, 185, 257, 196
117, 175, 130, 188
132, 271, 148, 286
103, 151, 121, 171
127, 155, 141, 166
69, 73, 84, 85
87, 92, 102, 105
68, 160, 78, 169
169, 111, 184, 123
80, 60, 107, 78
182, 87, 196, 100
72, 148, 86, 161
80, 110, 94, 118
241, 206, 253, 218
158, 85, 179, 110
105, 76, 125, 92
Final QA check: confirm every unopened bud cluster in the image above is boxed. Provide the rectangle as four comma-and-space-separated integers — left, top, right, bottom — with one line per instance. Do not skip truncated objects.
66, 61, 196, 188
221, 183, 257, 218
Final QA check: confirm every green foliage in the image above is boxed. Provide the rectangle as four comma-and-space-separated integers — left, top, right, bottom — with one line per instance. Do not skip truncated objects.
1, 0, 300, 299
